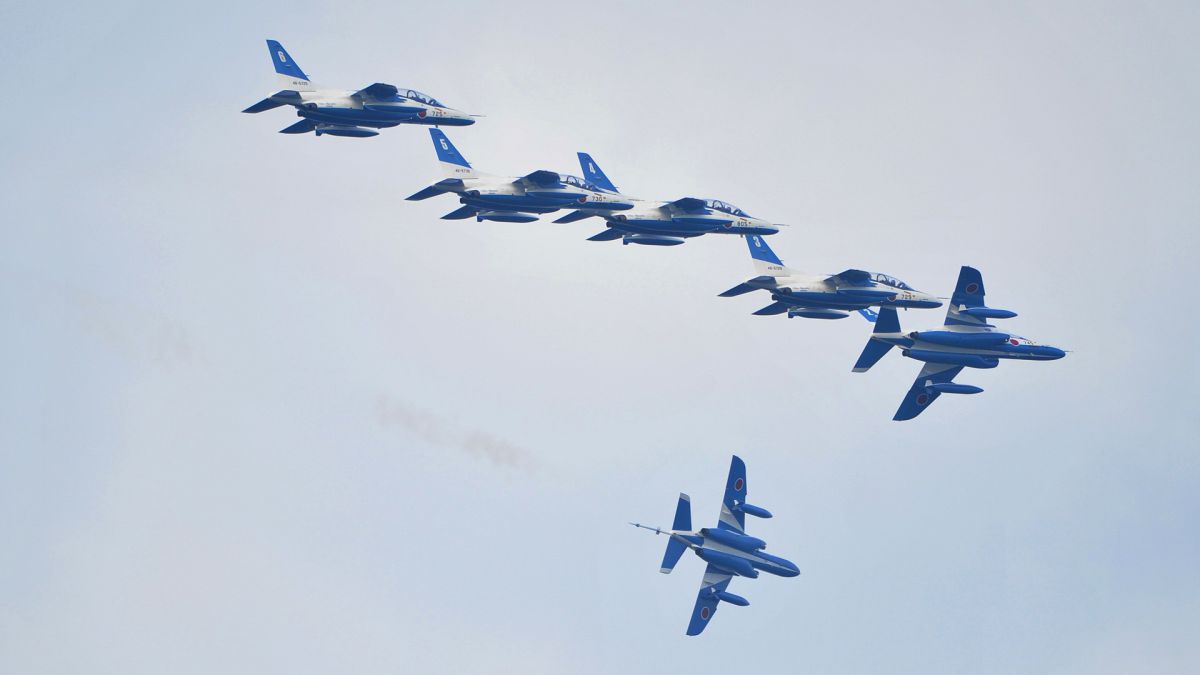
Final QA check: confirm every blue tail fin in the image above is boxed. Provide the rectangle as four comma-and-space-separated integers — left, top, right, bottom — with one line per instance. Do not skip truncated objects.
577, 153, 618, 192
745, 235, 789, 276
660, 493, 691, 574
266, 40, 313, 90
430, 129, 475, 177
852, 307, 900, 372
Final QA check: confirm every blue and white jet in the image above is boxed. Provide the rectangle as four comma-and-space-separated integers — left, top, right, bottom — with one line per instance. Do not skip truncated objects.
242, 40, 475, 138
631, 455, 798, 636
853, 266, 1066, 420
406, 130, 634, 223
553, 153, 781, 246
720, 235, 942, 320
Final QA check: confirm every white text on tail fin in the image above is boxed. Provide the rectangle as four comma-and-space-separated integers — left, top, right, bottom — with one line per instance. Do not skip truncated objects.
267, 39, 315, 91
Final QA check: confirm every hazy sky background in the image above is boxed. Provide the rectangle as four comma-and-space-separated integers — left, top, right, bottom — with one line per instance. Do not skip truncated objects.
2, 1, 1198, 673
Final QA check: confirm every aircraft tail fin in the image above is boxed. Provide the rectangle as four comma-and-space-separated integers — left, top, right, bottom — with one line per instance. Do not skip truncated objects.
852, 307, 900, 372
660, 494, 691, 574
266, 39, 315, 91
744, 235, 792, 277
429, 129, 476, 178
577, 153, 619, 192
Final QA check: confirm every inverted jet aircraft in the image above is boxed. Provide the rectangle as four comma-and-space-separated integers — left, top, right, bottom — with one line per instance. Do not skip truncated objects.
853, 266, 1066, 420
720, 235, 942, 320
406, 130, 634, 223
631, 455, 798, 636
552, 154, 781, 246
242, 40, 474, 137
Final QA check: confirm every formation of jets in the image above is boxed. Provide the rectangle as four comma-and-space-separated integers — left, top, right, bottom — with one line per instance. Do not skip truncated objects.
242, 38, 1065, 419
242, 39, 1068, 636
631, 456, 798, 635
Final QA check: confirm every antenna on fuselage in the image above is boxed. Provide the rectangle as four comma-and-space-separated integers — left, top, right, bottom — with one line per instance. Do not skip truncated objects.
629, 522, 667, 535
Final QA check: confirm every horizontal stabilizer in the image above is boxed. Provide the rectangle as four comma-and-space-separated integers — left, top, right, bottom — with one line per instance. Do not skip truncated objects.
441, 205, 478, 220
279, 118, 317, 134
753, 301, 790, 316
587, 229, 624, 242
407, 186, 447, 201
406, 179, 463, 201
553, 210, 595, 224
242, 97, 285, 114
719, 284, 756, 298
853, 339, 894, 372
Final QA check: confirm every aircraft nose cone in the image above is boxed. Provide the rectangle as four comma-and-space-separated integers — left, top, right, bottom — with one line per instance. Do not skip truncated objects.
1039, 346, 1066, 360
762, 224, 781, 235
781, 560, 801, 577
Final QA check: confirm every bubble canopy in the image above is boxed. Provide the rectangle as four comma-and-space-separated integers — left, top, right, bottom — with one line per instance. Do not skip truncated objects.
705, 199, 750, 217
874, 272, 912, 290
403, 89, 444, 107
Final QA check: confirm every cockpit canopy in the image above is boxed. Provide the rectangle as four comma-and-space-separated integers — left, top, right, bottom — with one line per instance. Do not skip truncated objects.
402, 89, 444, 107
874, 272, 912, 290
561, 174, 602, 191
705, 199, 749, 217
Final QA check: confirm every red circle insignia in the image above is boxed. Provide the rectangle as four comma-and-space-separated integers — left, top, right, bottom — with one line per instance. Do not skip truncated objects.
734, 478, 744, 491
700, 607, 711, 620
916, 393, 930, 406
965, 283, 979, 294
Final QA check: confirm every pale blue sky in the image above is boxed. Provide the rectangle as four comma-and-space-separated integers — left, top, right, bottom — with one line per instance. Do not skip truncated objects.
1, 1, 1198, 673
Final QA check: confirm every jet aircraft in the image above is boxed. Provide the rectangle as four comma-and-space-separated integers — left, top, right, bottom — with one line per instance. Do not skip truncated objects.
631, 455, 798, 636
242, 40, 474, 137
553, 154, 782, 246
720, 235, 942, 319
853, 266, 1066, 420
406, 130, 634, 223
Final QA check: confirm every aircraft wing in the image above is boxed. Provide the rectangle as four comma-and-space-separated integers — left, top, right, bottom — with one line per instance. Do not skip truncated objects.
893, 363, 965, 421
717, 455, 748, 533
945, 265, 987, 326
685, 565, 733, 636
355, 82, 400, 100
667, 197, 708, 213
519, 170, 563, 187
